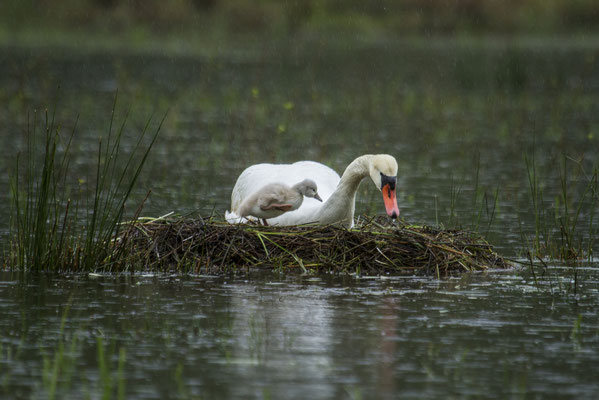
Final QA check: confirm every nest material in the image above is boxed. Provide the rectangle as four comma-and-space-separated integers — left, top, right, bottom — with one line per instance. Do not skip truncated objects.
115, 216, 511, 276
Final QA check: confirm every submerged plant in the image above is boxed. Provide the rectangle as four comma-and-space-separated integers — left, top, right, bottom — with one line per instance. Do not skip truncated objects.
7, 94, 163, 272
40, 296, 80, 400
96, 336, 127, 400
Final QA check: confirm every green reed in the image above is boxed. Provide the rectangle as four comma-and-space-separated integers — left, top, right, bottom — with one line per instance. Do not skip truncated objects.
8, 95, 163, 272
438, 158, 499, 235
524, 151, 545, 254
524, 153, 598, 260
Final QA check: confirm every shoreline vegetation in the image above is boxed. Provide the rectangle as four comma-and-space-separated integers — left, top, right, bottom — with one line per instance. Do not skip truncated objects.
3, 0, 599, 37
2, 0, 599, 57
5, 29, 599, 61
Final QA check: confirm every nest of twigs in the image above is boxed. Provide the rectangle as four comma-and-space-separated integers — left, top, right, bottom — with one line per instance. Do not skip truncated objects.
114, 215, 510, 276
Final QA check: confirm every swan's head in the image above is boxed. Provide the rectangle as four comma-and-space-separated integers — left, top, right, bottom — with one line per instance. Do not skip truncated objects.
368, 154, 400, 219
294, 179, 323, 202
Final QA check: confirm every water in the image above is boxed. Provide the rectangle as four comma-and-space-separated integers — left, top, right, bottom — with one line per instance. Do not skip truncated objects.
1, 37, 599, 398
1, 269, 598, 399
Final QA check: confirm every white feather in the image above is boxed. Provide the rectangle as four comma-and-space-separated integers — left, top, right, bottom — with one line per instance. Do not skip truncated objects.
227, 155, 398, 227
230, 161, 340, 225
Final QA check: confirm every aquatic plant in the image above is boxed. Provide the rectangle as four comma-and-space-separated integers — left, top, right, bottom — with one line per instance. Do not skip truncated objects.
524, 152, 598, 260
96, 337, 127, 400
433, 157, 499, 235
7, 95, 163, 272
40, 301, 79, 400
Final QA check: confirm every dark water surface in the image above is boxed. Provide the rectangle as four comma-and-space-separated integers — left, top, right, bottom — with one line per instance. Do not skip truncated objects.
1, 269, 598, 399
1, 38, 599, 398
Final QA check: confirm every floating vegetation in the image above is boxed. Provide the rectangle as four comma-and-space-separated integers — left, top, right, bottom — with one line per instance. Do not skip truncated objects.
112, 215, 511, 276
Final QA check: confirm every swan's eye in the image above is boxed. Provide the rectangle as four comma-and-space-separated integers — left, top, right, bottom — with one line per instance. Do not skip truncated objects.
380, 172, 396, 191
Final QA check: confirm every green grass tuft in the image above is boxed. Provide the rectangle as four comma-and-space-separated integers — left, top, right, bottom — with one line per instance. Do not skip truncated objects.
7, 94, 164, 272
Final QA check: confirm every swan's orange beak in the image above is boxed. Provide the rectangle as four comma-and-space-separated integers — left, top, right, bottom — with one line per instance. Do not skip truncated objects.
382, 183, 400, 219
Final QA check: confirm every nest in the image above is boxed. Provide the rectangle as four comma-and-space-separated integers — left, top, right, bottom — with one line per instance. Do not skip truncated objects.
114, 215, 511, 276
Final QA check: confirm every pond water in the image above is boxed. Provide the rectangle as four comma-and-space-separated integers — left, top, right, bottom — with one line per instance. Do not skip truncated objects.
1, 37, 599, 398
1, 269, 598, 399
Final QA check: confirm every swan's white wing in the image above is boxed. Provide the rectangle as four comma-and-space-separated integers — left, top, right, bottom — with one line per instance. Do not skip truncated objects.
229, 161, 340, 225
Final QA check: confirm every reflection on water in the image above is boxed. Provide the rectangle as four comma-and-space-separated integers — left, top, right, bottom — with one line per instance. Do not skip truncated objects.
1, 269, 598, 399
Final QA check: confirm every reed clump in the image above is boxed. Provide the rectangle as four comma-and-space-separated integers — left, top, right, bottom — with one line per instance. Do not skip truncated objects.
114, 215, 510, 276
5, 95, 163, 273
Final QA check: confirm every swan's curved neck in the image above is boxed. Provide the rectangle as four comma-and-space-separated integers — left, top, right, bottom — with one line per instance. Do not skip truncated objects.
337, 155, 372, 194
312, 155, 373, 226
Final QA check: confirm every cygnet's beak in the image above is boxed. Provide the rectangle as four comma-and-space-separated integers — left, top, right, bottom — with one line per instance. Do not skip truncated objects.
314, 193, 323, 202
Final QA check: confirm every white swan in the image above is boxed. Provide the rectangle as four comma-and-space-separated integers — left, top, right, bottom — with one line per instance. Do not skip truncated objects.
226, 154, 399, 228
235, 179, 322, 225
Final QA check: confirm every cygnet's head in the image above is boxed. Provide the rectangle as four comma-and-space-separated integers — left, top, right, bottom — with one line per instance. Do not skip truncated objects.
293, 179, 323, 202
